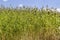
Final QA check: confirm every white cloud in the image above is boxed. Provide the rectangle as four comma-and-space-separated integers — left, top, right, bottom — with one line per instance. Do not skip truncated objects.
43, 8, 60, 12
57, 8, 60, 12
3, 0, 8, 2
18, 4, 23, 7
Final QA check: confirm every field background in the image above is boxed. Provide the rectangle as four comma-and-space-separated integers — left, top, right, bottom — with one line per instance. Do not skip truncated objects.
0, 7, 60, 40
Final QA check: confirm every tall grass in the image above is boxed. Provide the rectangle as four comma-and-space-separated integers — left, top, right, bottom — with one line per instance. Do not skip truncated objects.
0, 7, 60, 40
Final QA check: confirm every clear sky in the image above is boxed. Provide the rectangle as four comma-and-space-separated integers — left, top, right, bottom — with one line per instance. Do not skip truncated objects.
0, 0, 60, 8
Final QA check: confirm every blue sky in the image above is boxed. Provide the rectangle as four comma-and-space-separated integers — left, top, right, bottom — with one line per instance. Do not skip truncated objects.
0, 0, 60, 8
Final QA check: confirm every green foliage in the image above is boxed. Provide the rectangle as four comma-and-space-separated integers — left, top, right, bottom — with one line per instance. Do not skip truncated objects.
0, 7, 60, 40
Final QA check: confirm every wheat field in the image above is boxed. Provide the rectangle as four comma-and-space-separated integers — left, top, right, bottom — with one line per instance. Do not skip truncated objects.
0, 7, 60, 40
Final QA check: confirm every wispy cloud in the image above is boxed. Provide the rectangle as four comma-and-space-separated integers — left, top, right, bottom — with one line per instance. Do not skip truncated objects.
3, 0, 8, 2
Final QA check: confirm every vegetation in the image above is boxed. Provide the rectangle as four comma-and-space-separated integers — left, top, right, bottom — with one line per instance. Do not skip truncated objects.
0, 7, 60, 40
